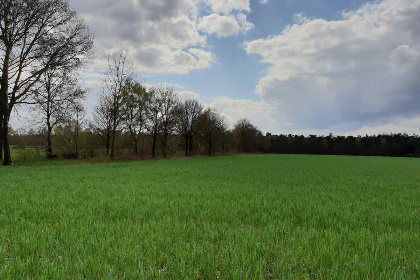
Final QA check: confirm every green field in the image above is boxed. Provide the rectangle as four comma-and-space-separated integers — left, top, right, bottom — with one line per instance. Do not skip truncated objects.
1, 155, 419, 279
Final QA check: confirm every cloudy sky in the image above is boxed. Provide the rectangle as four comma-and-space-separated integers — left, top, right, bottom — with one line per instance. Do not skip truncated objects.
33, 0, 420, 135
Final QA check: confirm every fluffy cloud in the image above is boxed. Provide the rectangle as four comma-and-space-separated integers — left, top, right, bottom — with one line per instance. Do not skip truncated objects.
209, 97, 277, 132
177, 90, 201, 101
245, 0, 420, 132
198, 13, 254, 37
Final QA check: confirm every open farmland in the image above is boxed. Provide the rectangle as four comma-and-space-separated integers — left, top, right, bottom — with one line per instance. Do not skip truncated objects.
1, 155, 419, 279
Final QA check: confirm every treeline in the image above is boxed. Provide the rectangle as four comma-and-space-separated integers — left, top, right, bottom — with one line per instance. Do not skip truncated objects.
267, 134, 420, 157
9, 117, 266, 160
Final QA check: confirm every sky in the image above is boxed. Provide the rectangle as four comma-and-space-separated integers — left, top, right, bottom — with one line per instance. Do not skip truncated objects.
15, 0, 420, 136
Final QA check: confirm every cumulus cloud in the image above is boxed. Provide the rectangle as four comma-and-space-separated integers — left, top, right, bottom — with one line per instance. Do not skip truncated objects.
245, 0, 420, 132
209, 97, 277, 132
177, 90, 201, 101
198, 13, 254, 37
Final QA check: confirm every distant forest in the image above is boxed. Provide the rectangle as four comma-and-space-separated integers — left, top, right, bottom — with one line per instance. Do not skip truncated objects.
267, 133, 420, 158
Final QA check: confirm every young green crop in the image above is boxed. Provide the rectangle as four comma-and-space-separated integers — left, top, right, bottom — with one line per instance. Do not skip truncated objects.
1, 155, 419, 278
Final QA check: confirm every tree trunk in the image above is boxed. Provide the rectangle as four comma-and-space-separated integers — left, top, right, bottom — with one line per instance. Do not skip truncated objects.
46, 124, 53, 158
151, 131, 157, 158
2, 110, 11, 166
110, 131, 116, 159
1, 48, 11, 165
189, 136, 193, 157
75, 114, 79, 159
110, 115, 117, 159
208, 140, 212, 157
185, 136, 189, 157
0, 114, 3, 160
106, 132, 110, 155
163, 132, 168, 158
133, 139, 138, 155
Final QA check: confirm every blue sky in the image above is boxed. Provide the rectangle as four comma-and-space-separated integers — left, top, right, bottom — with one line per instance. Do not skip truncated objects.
22, 0, 417, 136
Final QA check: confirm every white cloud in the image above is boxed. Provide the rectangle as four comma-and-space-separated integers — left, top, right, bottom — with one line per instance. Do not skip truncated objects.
245, 0, 420, 131
198, 13, 254, 37
177, 90, 201, 101
198, 14, 240, 37
209, 97, 277, 132
349, 116, 420, 136
236, 13, 255, 33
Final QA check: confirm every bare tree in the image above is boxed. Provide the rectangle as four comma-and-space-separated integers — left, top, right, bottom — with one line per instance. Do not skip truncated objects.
102, 47, 134, 159
174, 99, 203, 157
33, 70, 85, 157
146, 86, 164, 158
71, 102, 85, 159
121, 80, 148, 155
160, 88, 178, 158
0, 0, 93, 165
198, 108, 227, 156
92, 94, 113, 155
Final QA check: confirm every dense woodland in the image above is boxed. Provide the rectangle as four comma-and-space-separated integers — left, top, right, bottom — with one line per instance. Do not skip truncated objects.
1, 0, 419, 166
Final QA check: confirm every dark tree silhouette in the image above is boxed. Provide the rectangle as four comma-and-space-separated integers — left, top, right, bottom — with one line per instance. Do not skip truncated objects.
121, 80, 148, 155
198, 108, 227, 156
92, 95, 113, 155
175, 99, 203, 157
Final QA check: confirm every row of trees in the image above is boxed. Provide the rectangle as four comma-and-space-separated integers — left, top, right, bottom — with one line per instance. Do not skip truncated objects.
89, 48, 263, 160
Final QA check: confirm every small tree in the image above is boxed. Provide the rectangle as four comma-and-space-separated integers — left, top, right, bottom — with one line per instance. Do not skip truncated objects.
33, 70, 85, 157
233, 119, 262, 153
160, 88, 178, 158
174, 99, 203, 157
198, 108, 227, 156
146, 86, 164, 158
121, 80, 148, 155
72, 102, 85, 159
92, 94, 113, 155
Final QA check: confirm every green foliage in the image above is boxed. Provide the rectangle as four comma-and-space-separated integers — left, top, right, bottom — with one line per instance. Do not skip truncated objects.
1, 155, 419, 278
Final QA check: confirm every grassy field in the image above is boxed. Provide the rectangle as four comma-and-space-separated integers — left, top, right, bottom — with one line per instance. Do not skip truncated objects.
0, 155, 419, 279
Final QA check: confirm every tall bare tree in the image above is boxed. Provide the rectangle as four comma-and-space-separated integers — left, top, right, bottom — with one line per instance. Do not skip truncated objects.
0, 0, 93, 165
121, 80, 148, 155
160, 88, 178, 158
175, 99, 203, 157
33, 70, 85, 157
102, 47, 134, 159
146, 86, 164, 158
